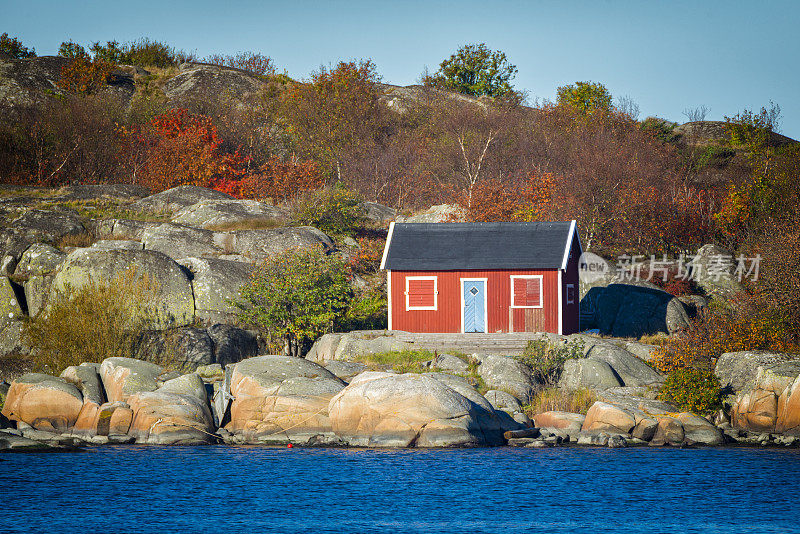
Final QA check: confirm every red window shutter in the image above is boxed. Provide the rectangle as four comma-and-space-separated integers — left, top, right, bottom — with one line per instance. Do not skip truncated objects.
407, 278, 435, 308
513, 277, 541, 307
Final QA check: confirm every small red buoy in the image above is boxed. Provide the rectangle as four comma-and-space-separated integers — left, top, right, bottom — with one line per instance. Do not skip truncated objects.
287, 443, 293, 448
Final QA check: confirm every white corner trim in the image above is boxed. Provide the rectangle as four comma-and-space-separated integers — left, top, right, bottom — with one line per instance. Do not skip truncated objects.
560, 219, 577, 271
558, 269, 563, 335
379, 221, 395, 270
387, 270, 392, 330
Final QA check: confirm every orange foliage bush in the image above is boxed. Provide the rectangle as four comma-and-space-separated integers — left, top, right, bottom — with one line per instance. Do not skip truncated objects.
650, 291, 798, 374
57, 58, 115, 95
465, 172, 558, 222
240, 156, 324, 202
127, 108, 246, 192
349, 237, 386, 275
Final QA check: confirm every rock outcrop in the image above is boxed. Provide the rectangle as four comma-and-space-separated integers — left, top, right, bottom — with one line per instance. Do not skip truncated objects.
129, 185, 234, 215
127, 390, 215, 444
329, 371, 517, 447
171, 199, 287, 229
225, 355, 345, 445
1, 373, 83, 431
580, 283, 691, 337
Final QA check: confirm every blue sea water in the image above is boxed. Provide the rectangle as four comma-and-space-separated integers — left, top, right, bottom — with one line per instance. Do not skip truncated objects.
2, 446, 800, 534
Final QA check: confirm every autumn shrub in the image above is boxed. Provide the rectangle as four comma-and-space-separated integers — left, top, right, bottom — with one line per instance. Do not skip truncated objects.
241, 156, 323, 202
127, 108, 246, 191
22, 267, 157, 374
121, 38, 177, 68
658, 368, 723, 414
0, 95, 129, 186
57, 40, 88, 58
88, 38, 177, 68
650, 292, 798, 375
348, 237, 386, 275
524, 388, 597, 416
57, 57, 115, 95
205, 51, 275, 76
515, 338, 585, 388
465, 172, 557, 222
291, 184, 366, 236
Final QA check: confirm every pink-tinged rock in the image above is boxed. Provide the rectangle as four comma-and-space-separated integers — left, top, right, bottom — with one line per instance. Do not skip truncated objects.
72, 402, 101, 436
100, 357, 166, 403
777, 376, 800, 436
534, 411, 585, 432
1, 373, 83, 431
651, 417, 685, 445
109, 406, 134, 435
328, 371, 510, 447
128, 391, 214, 444
226, 355, 345, 444
581, 402, 636, 433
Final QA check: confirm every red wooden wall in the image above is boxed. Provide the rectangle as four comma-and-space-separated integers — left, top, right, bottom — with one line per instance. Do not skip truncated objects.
389, 269, 565, 334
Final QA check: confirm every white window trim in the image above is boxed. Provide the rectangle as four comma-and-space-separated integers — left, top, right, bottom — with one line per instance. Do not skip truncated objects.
460, 278, 489, 334
405, 275, 438, 311
510, 275, 544, 309
566, 283, 575, 305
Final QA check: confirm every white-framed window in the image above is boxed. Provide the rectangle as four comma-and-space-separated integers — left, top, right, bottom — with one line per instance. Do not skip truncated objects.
405, 276, 438, 311
510, 275, 543, 308
566, 283, 576, 305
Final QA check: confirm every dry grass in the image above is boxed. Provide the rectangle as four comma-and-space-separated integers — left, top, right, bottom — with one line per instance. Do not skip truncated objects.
56, 231, 96, 249
523, 388, 598, 416
639, 333, 669, 345
22, 266, 159, 374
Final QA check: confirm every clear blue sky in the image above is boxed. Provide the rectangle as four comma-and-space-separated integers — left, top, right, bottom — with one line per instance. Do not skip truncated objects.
6, 0, 800, 138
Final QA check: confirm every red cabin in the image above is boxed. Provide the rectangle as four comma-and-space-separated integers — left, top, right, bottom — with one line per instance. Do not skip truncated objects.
380, 221, 581, 335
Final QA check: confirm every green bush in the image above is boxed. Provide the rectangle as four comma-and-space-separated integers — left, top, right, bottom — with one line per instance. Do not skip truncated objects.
0, 33, 35, 58
515, 338, 584, 387
58, 41, 88, 59
22, 267, 157, 374
88, 38, 177, 68
658, 367, 723, 414
236, 246, 353, 357
122, 38, 177, 68
694, 145, 736, 169
640, 116, 679, 143
336, 289, 387, 331
291, 184, 366, 236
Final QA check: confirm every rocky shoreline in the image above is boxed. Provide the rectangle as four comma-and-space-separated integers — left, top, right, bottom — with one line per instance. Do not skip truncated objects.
3, 331, 799, 452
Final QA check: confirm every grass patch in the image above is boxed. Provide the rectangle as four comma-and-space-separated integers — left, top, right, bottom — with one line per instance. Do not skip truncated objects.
463, 357, 489, 395
349, 349, 438, 373
523, 388, 598, 417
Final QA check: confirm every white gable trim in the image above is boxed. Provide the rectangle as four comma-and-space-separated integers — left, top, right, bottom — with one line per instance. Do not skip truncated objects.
560, 219, 578, 271
379, 221, 395, 270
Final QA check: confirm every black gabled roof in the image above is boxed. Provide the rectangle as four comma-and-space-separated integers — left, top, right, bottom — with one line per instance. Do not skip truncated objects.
381, 221, 578, 271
